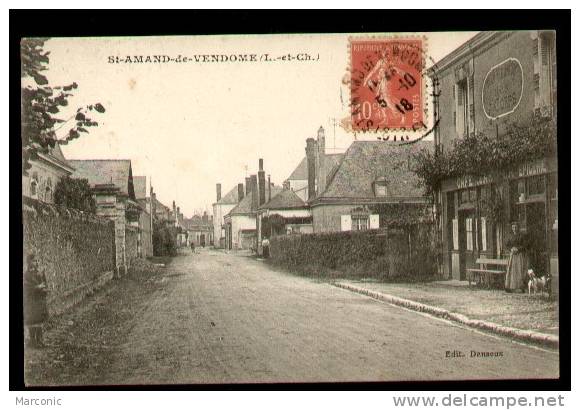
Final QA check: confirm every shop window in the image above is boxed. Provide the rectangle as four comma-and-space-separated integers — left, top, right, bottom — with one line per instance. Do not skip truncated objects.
527, 175, 545, 196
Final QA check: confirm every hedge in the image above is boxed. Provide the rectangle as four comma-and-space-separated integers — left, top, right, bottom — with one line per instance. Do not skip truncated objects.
269, 225, 437, 280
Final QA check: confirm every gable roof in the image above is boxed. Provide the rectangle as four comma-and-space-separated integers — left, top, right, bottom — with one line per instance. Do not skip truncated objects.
259, 188, 306, 210
215, 185, 241, 205
286, 153, 343, 181
69, 159, 135, 199
315, 141, 430, 202
133, 176, 147, 199
153, 197, 170, 213
229, 186, 284, 216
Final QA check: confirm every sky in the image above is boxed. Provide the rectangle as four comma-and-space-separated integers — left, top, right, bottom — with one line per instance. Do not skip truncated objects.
42, 32, 478, 217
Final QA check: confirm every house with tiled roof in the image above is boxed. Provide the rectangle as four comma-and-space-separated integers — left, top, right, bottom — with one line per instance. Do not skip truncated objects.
308, 140, 433, 233
256, 188, 312, 251
22, 144, 75, 204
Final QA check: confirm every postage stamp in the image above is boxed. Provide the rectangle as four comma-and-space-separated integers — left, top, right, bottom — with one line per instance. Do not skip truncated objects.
349, 36, 426, 134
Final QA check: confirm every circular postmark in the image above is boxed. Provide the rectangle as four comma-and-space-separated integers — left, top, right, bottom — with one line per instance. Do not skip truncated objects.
341, 35, 441, 145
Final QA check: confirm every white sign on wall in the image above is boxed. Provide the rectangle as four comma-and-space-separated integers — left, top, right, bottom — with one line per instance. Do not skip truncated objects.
482, 57, 524, 120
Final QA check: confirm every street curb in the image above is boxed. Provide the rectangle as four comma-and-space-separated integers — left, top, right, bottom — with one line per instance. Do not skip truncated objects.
332, 282, 559, 350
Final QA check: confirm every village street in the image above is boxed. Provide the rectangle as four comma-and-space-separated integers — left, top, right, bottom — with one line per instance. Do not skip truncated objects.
26, 249, 559, 386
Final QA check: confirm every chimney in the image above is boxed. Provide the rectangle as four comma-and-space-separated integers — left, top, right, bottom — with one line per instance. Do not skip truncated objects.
258, 158, 266, 206
202, 211, 208, 224
238, 183, 244, 202
316, 126, 326, 196
268, 174, 271, 201
306, 137, 317, 200
250, 174, 258, 211
245, 177, 251, 196
216, 183, 222, 201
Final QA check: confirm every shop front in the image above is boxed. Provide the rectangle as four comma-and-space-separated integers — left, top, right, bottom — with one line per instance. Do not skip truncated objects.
440, 157, 558, 290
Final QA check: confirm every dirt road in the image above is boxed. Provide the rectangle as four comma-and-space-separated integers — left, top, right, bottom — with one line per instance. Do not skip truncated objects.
25, 249, 559, 385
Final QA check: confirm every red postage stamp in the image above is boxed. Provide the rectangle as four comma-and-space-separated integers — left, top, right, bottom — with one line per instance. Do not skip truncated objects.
349, 37, 425, 133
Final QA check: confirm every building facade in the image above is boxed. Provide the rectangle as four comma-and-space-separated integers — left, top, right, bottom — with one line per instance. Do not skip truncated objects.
212, 183, 243, 248
428, 31, 558, 288
185, 212, 214, 247
22, 144, 75, 204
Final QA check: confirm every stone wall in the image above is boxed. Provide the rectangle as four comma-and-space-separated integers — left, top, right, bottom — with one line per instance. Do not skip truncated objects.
125, 225, 139, 267
22, 198, 115, 316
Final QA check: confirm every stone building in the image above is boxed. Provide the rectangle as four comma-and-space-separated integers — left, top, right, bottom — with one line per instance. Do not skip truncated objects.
427, 31, 558, 287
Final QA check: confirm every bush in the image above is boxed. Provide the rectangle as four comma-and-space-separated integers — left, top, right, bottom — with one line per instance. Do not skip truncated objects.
152, 222, 177, 256
54, 176, 96, 213
269, 226, 437, 281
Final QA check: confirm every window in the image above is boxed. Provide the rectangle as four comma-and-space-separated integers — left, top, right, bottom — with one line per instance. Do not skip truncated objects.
350, 207, 370, 231
535, 31, 555, 115
465, 217, 473, 251
455, 79, 469, 137
352, 216, 369, 231
45, 177, 53, 203
29, 172, 38, 198
373, 177, 388, 197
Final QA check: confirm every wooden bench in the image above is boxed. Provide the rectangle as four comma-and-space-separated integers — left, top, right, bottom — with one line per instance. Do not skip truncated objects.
467, 258, 509, 288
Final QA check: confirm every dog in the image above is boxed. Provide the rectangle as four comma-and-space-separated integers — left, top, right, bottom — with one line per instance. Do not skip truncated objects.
527, 269, 551, 296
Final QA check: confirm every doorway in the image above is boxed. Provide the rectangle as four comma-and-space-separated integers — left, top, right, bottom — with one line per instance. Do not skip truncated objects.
458, 209, 477, 280
525, 202, 548, 275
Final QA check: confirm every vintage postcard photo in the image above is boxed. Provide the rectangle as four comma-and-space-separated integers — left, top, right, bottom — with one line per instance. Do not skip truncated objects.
21, 30, 559, 386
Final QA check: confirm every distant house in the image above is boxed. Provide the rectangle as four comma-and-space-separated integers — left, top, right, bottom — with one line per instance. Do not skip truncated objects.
307, 141, 432, 233
22, 144, 75, 204
223, 158, 280, 250
133, 175, 154, 258
256, 188, 312, 253
212, 183, 244, 248
284, 127, 343, 202
184, 212, 214, 247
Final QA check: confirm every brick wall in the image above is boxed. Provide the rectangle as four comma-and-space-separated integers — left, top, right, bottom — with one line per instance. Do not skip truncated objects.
22, 198, 115, 315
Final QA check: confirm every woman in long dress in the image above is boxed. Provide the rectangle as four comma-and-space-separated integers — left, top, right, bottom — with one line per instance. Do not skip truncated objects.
504, 222, 530, 292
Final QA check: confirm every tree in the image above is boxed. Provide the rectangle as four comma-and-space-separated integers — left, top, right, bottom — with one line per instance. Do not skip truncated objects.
53, 177, 96, 213
21, 38, 105, 175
